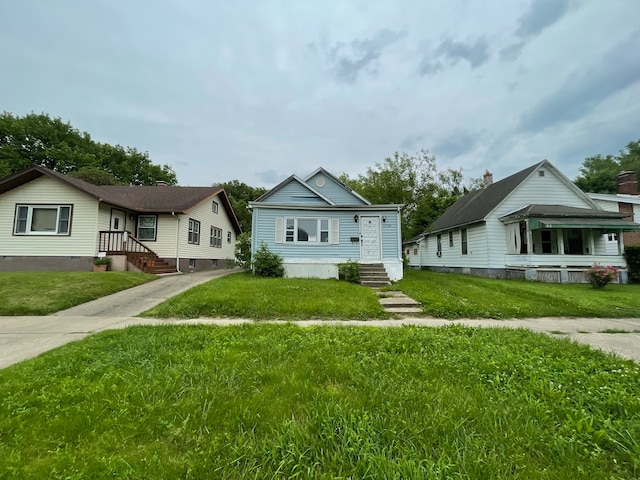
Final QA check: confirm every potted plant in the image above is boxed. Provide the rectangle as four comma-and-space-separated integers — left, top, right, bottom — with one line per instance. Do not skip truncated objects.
93, 257, 111, 272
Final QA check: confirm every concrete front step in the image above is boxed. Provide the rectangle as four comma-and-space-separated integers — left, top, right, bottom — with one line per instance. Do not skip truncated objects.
385, 307, 424, 314
362, 281, 391, 287
378, 297, 421, 308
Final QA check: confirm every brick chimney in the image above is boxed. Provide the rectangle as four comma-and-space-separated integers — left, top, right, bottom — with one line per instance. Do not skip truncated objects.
616, 171, 638, 195
483, 170, 493, 188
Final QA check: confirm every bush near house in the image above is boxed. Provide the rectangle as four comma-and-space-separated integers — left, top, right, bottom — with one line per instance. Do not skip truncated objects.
252, 241, 285, 278
584, 263, 619, 289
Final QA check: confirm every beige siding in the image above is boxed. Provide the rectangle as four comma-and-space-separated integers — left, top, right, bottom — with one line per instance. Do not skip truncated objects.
175, 194, 238, 261
0, 176, 99, 256
142, 214, 179, 257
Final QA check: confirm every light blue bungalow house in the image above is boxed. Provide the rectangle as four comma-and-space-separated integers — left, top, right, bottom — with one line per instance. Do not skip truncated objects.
248, 167, 404, 281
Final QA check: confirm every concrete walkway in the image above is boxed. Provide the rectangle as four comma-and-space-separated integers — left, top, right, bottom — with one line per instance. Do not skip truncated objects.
1, 270, 640, 368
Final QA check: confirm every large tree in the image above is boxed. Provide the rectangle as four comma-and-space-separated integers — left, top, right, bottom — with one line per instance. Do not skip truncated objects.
0, 112, 177, 185
575, 139, 640, 194
339, 149, 469, 239
218, 180, 267, 233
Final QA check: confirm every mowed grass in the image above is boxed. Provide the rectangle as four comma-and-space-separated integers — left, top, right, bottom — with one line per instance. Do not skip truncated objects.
141, 272, 388, 320
0, 272, 156, 315
1, 324, 639, 479
388, 269, 640, 319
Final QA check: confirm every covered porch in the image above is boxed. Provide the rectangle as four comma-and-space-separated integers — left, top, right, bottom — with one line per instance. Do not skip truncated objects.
499, 205, 640, 283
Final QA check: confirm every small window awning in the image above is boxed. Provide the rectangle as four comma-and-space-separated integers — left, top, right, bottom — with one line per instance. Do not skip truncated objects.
528, 218, 640, 231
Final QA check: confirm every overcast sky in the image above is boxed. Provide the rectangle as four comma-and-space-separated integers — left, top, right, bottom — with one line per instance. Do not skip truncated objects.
2, 1, 639, 188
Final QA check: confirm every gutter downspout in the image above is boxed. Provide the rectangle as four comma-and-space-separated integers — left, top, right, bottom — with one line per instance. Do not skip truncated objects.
172, 212, 181, 273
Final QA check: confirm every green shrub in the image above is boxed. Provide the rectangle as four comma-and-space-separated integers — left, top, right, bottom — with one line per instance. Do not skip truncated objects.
338, 259, 360, 283
93, 257, 111, 266
624, 245, 640, 283
252, 242, 284, 277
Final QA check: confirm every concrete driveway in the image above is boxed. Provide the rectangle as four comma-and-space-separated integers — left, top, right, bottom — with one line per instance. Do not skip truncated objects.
1, 269, 639, 369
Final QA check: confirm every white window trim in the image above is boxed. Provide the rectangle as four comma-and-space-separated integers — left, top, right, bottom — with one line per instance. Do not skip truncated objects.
282, 217, 336, 245
14, 204, 72, 235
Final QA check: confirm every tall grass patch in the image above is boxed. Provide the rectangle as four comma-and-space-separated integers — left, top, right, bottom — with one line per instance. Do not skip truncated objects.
1, 324, 639, 478
390, 269, 640, 318
141, 272, 388, 320
0, 272, 156, 315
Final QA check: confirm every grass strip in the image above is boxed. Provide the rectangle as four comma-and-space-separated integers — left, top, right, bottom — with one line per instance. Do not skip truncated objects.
387, 269, 640, 318
1, 324, 639, 479
0, 272, 156, 315
141, 272, 388, 320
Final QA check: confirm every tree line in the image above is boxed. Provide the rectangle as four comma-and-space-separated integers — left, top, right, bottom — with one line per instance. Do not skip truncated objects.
1, 111, 637, 239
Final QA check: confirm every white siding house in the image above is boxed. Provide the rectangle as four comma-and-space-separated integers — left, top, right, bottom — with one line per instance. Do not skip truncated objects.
0, 166, 241, 273
249, 167, 404, 281
413, 160, 640, 283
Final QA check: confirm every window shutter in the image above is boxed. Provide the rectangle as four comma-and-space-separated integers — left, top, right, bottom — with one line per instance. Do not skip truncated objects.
275, 217, 284, 243
331, 219, 339, 244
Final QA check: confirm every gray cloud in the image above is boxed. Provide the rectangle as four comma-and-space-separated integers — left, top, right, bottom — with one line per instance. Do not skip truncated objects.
518, 31, 640, 132
501, 0, 573, 61
434, 131, 482, 159
399, 133, 427, 151
419, 37, 490, 75
326, 29, 405, 84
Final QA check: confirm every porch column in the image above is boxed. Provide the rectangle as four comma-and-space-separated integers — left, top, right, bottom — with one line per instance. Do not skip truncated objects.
525, 220, 532, 254
618, 230, 625, 254
557, 230, 565, 255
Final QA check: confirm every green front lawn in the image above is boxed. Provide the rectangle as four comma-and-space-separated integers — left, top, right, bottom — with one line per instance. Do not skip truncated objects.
387, 269, 640, 319
0, 272, 156, 315
1, 324, 639, 479
141, 272, 388, 320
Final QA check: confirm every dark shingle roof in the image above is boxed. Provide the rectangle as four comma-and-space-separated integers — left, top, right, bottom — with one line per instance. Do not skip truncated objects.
500, 204, 628, 220
0, 166, 242, 232
429, 161, 542, 233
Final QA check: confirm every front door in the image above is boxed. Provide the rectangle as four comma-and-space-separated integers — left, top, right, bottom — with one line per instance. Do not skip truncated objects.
360, 216, 381, 260
111, 209, 126, 231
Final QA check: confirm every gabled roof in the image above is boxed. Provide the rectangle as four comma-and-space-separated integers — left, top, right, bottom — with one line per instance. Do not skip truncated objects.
0, 166, 242, 233
429, 160, 599, 233
253, 174, 336, 205
303, 167, 371, 205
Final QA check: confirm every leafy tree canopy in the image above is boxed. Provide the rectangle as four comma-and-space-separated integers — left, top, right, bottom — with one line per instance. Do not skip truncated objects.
0, 111, 177, 185
218, 180, 267, 233
575, 139, 640, 194
339, 149, 472, 239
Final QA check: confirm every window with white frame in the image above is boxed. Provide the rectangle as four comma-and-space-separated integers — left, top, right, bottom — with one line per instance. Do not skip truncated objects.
436, 234, 442, 256
448, 231, 453, 247
188, 219, 200, 244
285, 218, 330, 243
14, 205, 72, 235
210, 226, 222, 247
227, 231, 232, 243
137, 215, 157, 241
212, 201, 219, 213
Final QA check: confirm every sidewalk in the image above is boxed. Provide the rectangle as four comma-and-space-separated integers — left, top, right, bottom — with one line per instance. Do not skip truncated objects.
1, 270, 639, 369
